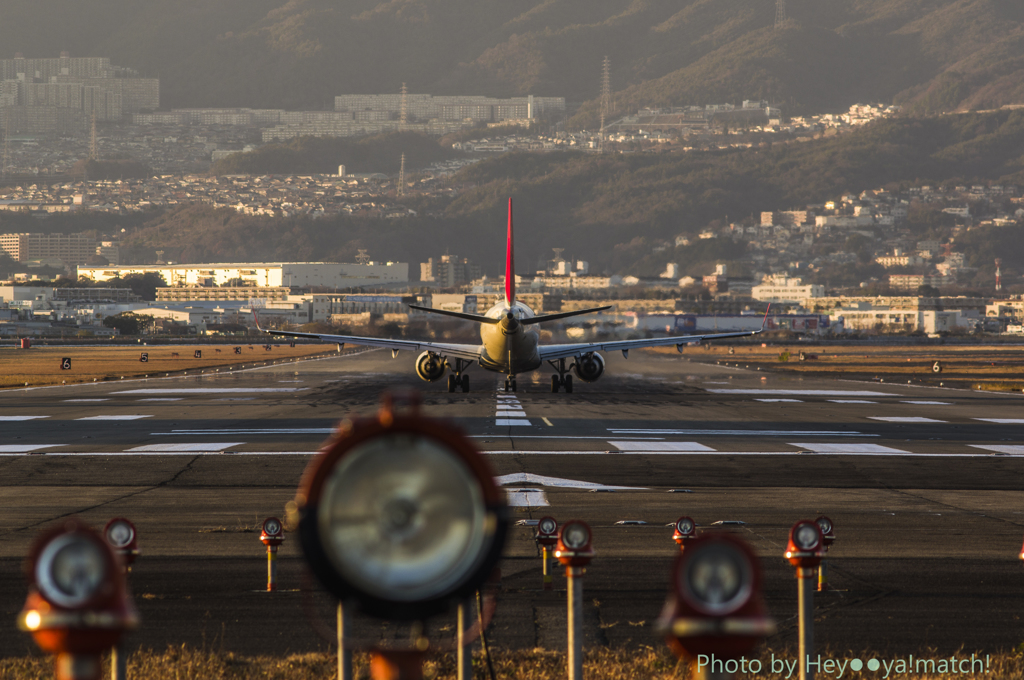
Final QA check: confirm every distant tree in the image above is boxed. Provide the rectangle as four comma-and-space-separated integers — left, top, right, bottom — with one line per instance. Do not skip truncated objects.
106, 272, 167, 300
102, 312, 153, 336
917, 284, 941, 297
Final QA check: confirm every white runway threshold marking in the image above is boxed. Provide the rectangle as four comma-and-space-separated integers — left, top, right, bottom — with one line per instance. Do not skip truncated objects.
111, 388, 307, 395
707, 389, 896, 396
0, 444, 60, 453
138, 398, 184, 402
969, 445, 1024, 455
974, 418, 1024, 424
829, 400, 876, 404
902, 401, 952, 405
790, 443, 909, 454
609, 441, 716, 452
63, 399, 109, 402
126, 442, 245, 452
505, 489, 549, 507
868, 416, 946, 423
76, 415, 152, 421
755, 398, 803, 403
0, 416, 49, 421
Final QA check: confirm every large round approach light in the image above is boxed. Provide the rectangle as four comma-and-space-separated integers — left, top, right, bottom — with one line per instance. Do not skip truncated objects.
319, 433, 487, 601
794, 523, 820, 551
297, 404, 507, 620
679, 539, 753, 616
35, 532, 110, 609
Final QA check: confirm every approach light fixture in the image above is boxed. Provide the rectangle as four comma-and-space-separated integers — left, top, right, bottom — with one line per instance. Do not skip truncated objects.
294, 394, 507, 620
673, 516, 697, 547
785, 520, 826, 569
103, 518, 139, 567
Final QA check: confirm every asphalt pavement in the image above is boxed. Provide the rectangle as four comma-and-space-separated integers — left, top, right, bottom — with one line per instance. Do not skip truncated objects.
1, 347, 1023, 658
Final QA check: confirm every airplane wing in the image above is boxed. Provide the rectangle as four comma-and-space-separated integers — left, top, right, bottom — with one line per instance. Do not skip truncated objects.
538, 329, 762, 361
258, 328, 483, 362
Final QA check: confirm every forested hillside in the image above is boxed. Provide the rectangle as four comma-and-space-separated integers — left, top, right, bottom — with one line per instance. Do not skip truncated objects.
3, 0, 1023, 118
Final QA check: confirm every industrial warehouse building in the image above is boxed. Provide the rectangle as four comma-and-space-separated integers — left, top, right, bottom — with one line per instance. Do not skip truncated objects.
77, 261, 409, 290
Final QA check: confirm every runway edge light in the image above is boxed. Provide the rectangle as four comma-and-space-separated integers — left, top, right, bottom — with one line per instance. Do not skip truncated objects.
18, 517, 138, 680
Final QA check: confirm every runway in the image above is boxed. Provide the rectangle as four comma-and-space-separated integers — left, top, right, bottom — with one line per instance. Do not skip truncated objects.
1, 347, 1022, 658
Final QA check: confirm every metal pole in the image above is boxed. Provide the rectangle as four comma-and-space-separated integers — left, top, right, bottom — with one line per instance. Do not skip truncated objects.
267, 546, 277, 592
542, 546, 552, 590
817, 560, 828, 592
798, 568, 815, 680
337, 603, 352, 680
111, 643, 126, 680
457, 600, 472, 680
567, 566, 584, 680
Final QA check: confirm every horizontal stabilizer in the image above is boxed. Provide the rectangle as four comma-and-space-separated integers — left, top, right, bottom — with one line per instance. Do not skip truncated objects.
408, 304, 500, 324
520, 306, 612, 325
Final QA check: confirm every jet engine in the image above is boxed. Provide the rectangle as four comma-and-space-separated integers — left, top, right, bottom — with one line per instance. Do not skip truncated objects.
572, 352, 605, 383
415, 351, 446, 382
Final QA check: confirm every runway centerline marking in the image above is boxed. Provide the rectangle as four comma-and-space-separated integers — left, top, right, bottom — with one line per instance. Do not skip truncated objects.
76, 415, 153, 421
790, 443, 910, 454
0, 416, 50, 421
609, 441, 715, 452
126, 442, 245, 452
868, 416, 946, 423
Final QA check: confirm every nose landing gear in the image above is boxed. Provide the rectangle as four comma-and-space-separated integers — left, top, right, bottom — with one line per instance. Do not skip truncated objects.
504, 377, 518, 392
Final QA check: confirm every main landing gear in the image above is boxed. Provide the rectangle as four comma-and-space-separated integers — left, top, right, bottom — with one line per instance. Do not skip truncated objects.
447, 359, 470, 393
548, 358, 573, 393
504, 377, 518, 392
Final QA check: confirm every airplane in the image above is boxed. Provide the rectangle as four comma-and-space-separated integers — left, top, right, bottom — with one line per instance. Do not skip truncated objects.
254, 198, 768, 393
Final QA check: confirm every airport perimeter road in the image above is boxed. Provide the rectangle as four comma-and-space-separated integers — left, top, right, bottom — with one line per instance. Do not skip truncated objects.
1, 348, 1023, 658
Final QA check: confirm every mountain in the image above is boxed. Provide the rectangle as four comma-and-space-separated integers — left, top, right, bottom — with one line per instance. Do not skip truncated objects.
2, 0, 1023, 117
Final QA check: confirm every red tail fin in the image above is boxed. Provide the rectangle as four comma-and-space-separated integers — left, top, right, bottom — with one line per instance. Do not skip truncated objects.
505, 197, 515, 308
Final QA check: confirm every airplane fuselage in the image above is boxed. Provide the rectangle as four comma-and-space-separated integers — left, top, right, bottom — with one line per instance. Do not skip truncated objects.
478, 301, 541, 375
